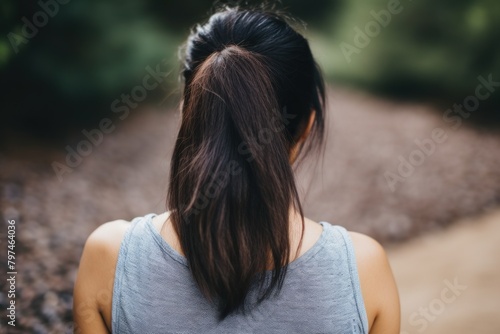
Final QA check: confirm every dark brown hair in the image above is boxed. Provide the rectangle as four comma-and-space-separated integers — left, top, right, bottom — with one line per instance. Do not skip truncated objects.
167, 6, 325, 320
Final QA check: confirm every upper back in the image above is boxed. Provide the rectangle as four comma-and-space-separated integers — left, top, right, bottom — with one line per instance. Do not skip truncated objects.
111, 213, 369, 334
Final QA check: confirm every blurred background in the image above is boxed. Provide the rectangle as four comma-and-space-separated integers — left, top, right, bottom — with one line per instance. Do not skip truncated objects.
0, 0, 499, 333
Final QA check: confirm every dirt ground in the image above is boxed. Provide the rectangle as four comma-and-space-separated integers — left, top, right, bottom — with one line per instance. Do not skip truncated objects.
1, 88, 499, 333
390, 208, 500, 334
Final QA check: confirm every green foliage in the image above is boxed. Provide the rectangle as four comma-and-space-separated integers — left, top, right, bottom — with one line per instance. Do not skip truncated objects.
311, 0, 500, 109
146, 0, 341, 30
2, 0, 498, 135
0, 0, 342, 135
1, 0, 179, 134
0, 0, 18, 69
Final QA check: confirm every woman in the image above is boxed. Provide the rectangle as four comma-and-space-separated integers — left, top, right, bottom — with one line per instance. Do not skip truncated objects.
74, 6, 400, 334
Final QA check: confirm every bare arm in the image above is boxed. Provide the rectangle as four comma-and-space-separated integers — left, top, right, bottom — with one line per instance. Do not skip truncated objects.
349, 232, 401, 334
73, 220, 130, 334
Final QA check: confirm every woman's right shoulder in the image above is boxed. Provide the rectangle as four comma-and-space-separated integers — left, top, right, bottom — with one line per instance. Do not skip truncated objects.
347, 231, 401, 334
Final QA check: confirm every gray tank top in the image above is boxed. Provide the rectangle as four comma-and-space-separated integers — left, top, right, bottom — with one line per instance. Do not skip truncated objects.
112, 213, 369, 334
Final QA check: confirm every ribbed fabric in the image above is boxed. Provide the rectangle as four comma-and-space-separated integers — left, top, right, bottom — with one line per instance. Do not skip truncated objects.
111, 213, 369, 334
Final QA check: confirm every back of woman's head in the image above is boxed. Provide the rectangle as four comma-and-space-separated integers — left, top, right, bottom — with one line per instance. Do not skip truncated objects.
167, 5, 326, 320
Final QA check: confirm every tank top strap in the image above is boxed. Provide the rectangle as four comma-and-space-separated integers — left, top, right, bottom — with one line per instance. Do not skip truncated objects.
324, 223, 370, 334
112, 216, 369, 334
111, 213, 157, 333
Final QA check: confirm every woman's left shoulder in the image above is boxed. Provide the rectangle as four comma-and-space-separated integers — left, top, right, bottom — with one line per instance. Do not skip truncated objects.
80, 220, 132, 275
73, 219, 132, 333
78, 219, 132, 294
84, 219, 132, 253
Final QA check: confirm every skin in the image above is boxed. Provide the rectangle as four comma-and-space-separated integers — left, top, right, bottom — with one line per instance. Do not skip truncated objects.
73, 112, 401, 333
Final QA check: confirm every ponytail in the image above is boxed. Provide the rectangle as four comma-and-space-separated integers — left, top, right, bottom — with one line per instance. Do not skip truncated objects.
167, 45, 305, 319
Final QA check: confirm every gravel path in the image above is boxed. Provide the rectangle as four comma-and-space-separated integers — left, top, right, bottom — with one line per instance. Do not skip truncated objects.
391, 208, 500, 334
1, 88, 499, 333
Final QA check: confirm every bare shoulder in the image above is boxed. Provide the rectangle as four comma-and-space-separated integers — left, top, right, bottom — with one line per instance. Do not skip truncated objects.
79, 219, 132, 276
79, 219, 132, 298
347, 231, 400, 334
85, 219, 132, 252
73, 219, 132, 333
348, 231, 389, 269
